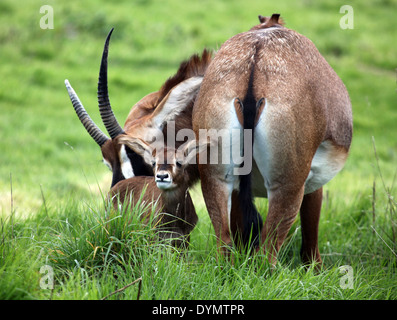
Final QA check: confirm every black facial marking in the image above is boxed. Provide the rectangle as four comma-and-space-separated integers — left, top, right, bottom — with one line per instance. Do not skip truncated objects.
125, 145, 154, 176
111, 161, 125, 188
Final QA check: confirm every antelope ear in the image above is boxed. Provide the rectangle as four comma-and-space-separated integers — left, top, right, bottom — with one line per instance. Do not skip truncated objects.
270, 13, 280, 24
258, 15, 267, 23
118, 136, 154, 165
150, 76, 203, 129
270, 13, 285, 26
179, 138, 210, 165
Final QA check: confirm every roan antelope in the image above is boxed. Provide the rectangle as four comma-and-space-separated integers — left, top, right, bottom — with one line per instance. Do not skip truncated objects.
65, 28, 211, 188
109, 138, 208, 247
192, 14, 353, 266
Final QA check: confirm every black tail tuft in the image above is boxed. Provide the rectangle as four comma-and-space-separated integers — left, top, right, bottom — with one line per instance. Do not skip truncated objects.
239, 170, 263, 249
238, 70, 264, 250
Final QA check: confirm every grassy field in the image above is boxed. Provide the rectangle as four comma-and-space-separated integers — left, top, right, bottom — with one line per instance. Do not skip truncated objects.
1, 0, 396, 301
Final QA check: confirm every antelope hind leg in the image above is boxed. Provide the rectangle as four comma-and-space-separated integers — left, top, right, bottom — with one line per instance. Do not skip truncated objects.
200, 168, 235, 255
261, 185, 305, 266
299, 187, 323, 268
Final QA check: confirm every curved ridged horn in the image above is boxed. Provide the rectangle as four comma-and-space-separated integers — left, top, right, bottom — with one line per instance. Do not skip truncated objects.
97, 28, 124, 139
65, 79, 109, 147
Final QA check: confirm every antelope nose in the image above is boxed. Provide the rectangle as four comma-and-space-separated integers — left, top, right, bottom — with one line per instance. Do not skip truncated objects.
156, 173, 169, 181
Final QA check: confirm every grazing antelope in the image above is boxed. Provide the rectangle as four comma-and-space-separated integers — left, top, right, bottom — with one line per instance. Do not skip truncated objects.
65, 28, 211, 188
192, 14, 353, 266
109, 138, 208, 247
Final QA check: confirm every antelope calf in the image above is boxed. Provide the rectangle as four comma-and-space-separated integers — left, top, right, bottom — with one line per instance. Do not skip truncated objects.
193, 14, 353, 266
109, 138, 208, 247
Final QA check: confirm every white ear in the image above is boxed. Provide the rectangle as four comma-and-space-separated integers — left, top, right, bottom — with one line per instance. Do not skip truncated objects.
151, 76, 203, 129
118, 136, 154, 165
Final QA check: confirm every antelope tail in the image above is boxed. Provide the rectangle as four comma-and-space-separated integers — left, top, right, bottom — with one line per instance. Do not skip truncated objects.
238, 71, 263, 250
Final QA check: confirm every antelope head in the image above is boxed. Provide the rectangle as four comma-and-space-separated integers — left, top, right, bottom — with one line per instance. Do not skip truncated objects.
119, 136, 208, 191
65, 28, 205, 188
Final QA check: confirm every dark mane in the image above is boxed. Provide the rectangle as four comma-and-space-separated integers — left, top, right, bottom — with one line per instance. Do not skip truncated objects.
157, 49, 213, 103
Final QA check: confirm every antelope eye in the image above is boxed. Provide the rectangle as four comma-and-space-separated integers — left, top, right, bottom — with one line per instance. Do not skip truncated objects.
151, 161, 156, 168
176, 161, 183, 168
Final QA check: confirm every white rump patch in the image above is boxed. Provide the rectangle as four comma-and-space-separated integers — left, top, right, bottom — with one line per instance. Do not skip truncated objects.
304, 140, 347, 194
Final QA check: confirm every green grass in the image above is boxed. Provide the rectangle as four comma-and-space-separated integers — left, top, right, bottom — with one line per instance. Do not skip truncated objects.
1, 0, 396, 300
1, 185, 396, 300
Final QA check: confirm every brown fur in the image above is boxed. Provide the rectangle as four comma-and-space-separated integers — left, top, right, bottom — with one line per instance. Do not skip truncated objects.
110, 176, 197, 248
111, 177, 197, 248
157, 49, 213, 104
124, 49, 213, 133
192, 14, 353, 266
109, 143, 201, 248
